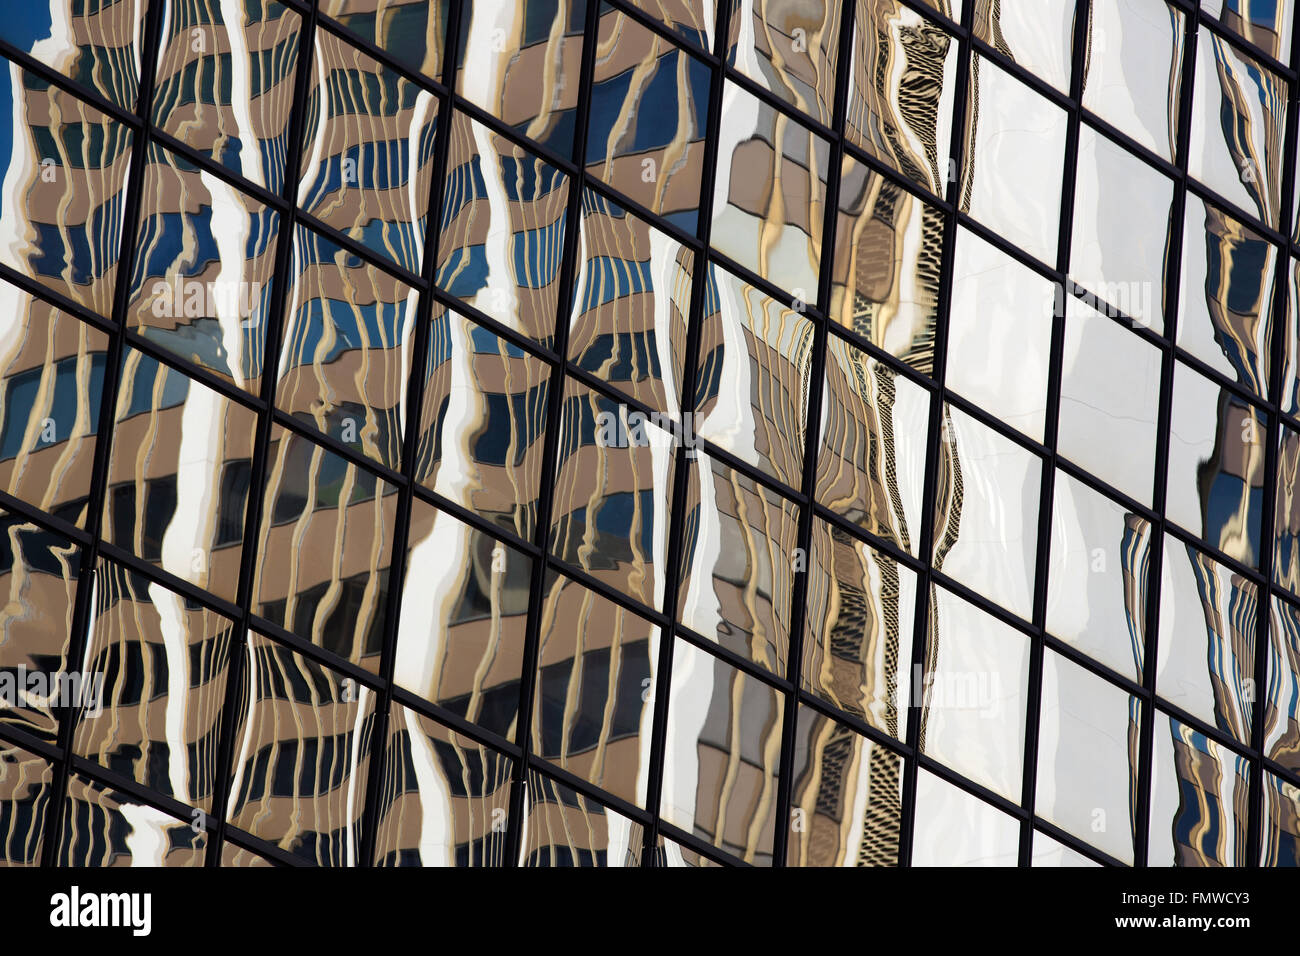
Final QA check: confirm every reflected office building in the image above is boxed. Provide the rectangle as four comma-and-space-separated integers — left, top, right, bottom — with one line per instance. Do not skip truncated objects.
0, 0, 1299, 868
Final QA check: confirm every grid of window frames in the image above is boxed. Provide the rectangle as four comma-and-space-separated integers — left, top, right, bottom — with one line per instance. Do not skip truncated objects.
0, 0, 1298, 867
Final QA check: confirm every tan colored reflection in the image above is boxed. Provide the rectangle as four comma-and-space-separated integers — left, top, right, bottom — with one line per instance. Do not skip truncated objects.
436, 111, 570, 347
74, 559, 235, 810
533, 571, 656, 806
3, 0, 140, 110
299, 29, 438, 273
127, 142, 280, 394
0, 64, 132, 319
103, 347, 257, 603
815, 335, 928, 554
226, 633, 376, 865
374, 703, 513, 866
394, 498, 531, 740
695, 264, 814, 486
0, 514, 78, 742
548, 381, 674, 610
0, 744, 51, 865
787, 706, 903, 866
59, 773, 206, 866
660, 639, 783, 865
801, 519, 914, 741
522, 770, 644, 866
728, 0, 842, 124
416, 308, 549, 540
0, 283, 107, 529
152, 0, 302, 190
677, 452, 798, 677
253, 426, 397, 672
280, 224, 416, 469
568, 188, 694, 415
323, 0, 448, 81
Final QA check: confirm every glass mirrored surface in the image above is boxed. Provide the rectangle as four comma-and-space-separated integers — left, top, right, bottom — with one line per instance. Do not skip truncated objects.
225, 632, 378, 866
911, 768, 1019, 866
152, 0, 303, 193
660, 637, 783, 865
677, 451, 799, 677
127, 142, 280, 394
278, 224, 416, 469
1165, 360, 1265, 567
1035, 649, 1140, 864
786, 705, 904, 866
814, 334, 929, 554
829, 154, 943, 371
920, 585, 1030, 801
0, 744, 51, 866
1266, 596, 1300, 775
104, 347, 258, 603
437, 109, 570, 348
1045, 470, 1150, 682
394, 497, 532, 741
971, 0, 1074, 93
373, 702, 512, 866
960, 53, 1067, 266
73, 559, 236, 811
59, 772, 207, 866
727, 0, 843, 126
933, 404, 1041, 622
586, 3, 710, 232
801, 517, 916, 740
521, 770, 646, 866
1261, 769, 1300, 866
324, 0, 449, 83
1147, 712, 1250, 867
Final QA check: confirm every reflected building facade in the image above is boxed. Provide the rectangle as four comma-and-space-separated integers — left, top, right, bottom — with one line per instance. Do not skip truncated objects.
0, 0, 1299, 869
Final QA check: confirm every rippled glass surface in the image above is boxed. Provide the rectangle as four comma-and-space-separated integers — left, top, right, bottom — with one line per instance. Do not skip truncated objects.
152, 0, 303, 193
586, 4, 709, 232
127, 142, 280, 393
253, 426, 397, 672
533, 570, 657, 806
1157, 537, 1256, 745
394, 497, 531, 740
815, 335, 928, 553
0, 510, 78, 742
522, 770, 645, 866
802, 517, 916, 739
1045, 470, 1150, 682
0, 281, 107, 528
1166, 361, 1265, 566
786, 705, 904, 866
437, 110, 570, 348
846, 0, 958, 198
569, 189, 693, 415
1148, 712, 1250, 867
1189, 25, 1287, 229
226, 632, 377, 865
712, 82, 828, 297
677, 451, 799, 676
300, 28, 438, 274
279, 224, 415, 468
660, 638, 783, 864
457, 0, 585, 158
0, 744, 51, 865
6, 0, 1300, 871
104, 347, 258, 602
694, 263, 813, 486
1177, 196, 1277, 401
830, 155, 943, 370
74, 559, 235, 809
548, 379, 674, 610
0, 58, 133, 318
374, 702, 512, 866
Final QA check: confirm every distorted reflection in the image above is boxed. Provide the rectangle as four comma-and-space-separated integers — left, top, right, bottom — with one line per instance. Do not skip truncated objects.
911, 769, 1019, 866
522, 770, 645, 866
